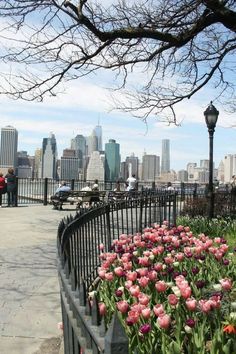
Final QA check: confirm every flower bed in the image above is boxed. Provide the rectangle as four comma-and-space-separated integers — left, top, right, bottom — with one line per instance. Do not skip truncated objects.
95, 222, 236, 353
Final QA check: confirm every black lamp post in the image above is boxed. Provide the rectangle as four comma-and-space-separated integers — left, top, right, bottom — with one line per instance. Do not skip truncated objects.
204, 101, 219, 218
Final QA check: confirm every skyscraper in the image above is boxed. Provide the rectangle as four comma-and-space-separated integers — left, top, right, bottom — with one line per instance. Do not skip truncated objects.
0, 125, 18, 174
41, 132, 58, 178
86, 151, 105, 181
87, 131, 98, 157
93, 124, 103, 151
142, 154, 160, 181
125, 154, 139, 179
71, 134, 86, 171
105, 139, 120, 181
161, 139, 170, 174
60, 149, 79, 180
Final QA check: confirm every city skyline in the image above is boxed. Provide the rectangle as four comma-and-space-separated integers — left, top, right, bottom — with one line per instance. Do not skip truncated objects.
0, 75, 236, 172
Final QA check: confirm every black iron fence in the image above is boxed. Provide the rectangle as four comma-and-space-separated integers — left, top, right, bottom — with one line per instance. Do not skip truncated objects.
1, 178, 236, 217
57, 194, 177, 354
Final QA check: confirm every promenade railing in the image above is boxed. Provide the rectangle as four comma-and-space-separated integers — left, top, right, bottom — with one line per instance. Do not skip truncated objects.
57, 193, 177, 354
1, 178, 235, 218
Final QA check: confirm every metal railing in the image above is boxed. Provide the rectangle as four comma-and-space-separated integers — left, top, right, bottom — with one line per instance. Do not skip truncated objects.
1, 178, 235, 218
57, 194, 177, 354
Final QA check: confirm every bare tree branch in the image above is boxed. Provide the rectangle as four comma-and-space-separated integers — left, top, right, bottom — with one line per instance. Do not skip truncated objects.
0, 0, 235, 122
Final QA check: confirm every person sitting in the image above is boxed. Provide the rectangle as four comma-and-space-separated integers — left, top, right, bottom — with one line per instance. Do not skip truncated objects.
92, 179, 99, 191
51, 181, 71, 210
167, 182, 174, 191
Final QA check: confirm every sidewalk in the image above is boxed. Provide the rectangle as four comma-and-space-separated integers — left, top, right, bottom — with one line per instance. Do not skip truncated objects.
0, 204, 75, 354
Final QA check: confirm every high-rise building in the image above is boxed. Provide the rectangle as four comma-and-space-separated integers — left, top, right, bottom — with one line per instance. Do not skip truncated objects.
87, 131, 98, 157
125, 154, 139, 179
224, 154, 236, 183
93, 124, 103, 151
217, 160, 224, 183
86, 151, 104, 181
34, 148, 42, 178
177, 170, 188, 182
71, 134, 86, 171
17, 151, 33, 178
60, 149, 79, 180
41, 132, 58, 178
187, 163, 197, 182
161, 139, 170, 174
105, 139, 120, 181
0, 125, 18, 174
142, 154, 160, 181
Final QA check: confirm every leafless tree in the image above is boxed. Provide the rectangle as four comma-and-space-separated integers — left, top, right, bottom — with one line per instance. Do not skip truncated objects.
0, 0, 235, 123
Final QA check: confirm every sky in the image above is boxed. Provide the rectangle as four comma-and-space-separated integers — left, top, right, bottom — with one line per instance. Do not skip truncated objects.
1, 77, 235, 172
0, 3, 235, 172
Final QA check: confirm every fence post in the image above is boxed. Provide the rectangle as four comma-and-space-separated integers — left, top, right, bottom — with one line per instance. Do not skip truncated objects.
105, 204, 112, 250
104, 312, 129, 354
15, 176, 18, 207
43, 178, 48, 205
138, 198, 144, 233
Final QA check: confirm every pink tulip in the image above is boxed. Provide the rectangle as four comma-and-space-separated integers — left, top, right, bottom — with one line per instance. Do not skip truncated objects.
131, 303, 146, 313
136, 267, 149, 277
164, 256, 174, 264
157, 314, 171, 329
168, 294, 179, 306
99, 243, 104, 251
186, 298, 197, 311
199, 300, 212, 313
177, 225, 184, 232
153, 304, 165, 317
98, 269, 106, 279
138, 256, 150, 266
138, 276, 150, 288
219, 278, 232, 291
138, 293, 150, 306
141, 307, 151, 319
129, 285, 141, 297
116, 300, 129, 313
125, 280, 133, 289
114, 267, 124, 277
154, 263, 163, 272
180, 286, 192, 299
155, 281, 168, 292
123, 261, 133, 271
127, 310, 140, 324
104, 272, 114, 281
175, 253, 184, 262
148, 270, 157, 281
99, 302, 106, 316
126, 271, 137, 281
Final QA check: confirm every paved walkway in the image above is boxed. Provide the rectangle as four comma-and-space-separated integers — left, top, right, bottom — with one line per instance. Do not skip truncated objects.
0, 204, 76, 354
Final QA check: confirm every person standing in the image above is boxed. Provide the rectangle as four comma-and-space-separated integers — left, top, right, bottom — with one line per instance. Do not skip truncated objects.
5, 168, 17, 207
0, 172, 6, 207
126, 174, 137, 191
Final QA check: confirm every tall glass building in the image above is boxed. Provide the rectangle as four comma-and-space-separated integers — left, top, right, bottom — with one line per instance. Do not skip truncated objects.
0, 125, 18, 173
161, 139, 170, 173
105, 139, 120, 181
93, 125, 103, 152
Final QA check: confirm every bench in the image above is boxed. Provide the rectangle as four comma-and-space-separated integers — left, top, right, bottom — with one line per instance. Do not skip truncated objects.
107, 190, 140, 201
51, 190, 107, 210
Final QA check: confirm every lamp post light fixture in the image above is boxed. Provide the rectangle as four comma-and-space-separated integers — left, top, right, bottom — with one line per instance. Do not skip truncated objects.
204, 101, 219, 218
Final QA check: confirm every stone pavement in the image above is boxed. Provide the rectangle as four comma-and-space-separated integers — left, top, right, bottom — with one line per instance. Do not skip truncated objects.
0, 204, 76, 354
